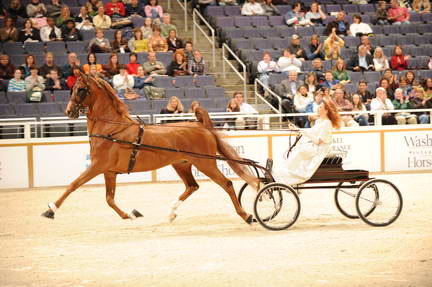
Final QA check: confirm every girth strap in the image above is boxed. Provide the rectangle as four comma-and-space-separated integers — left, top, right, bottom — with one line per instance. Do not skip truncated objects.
127, 124, 144, 174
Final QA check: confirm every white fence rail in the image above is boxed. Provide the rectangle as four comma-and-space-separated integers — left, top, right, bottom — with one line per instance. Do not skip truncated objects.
168, 0, 188, 32
192, 9, 216, 68
222, 43, 247, 99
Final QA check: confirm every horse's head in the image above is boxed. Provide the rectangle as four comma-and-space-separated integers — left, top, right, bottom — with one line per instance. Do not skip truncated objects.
65, 70, 92, 119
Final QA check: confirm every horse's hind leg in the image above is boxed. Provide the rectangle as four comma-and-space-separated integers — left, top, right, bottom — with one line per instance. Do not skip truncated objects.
41, 166, 101, 219
104, 172, 143, 220
169, 162, 200, 222
192, 159, 253, 224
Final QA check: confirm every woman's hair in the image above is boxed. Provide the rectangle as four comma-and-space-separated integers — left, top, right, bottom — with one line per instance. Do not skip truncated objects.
129, 52, 137, 61
133, 28, 143, 40
373, 46, 387, 60
166, 96, 184, 112
353, 14, 362, 22
333, 58, 346, 71
25, 54, 35, 66
87, 52, 97, 64
188, 100, 200, 113
322, 98, 341, 129
114, 30, 122, 40
95, 28, 104, 35
226, 98, 240, 112
262, 51, 272, 58
305, 72, 317, 85
350, 93, 365, 110
149, 0, 158, 5
379, 77, 389, 87
297, 84, 308, 93
173, 49, 185, 61
393, 45, 404, 56
108, 53, 118, 69
405, 71, 416, 83
152, 26, 161, 33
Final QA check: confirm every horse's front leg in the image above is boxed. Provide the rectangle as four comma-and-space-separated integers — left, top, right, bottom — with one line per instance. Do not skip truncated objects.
41, 165, 102, 219
104, 171, 143, 220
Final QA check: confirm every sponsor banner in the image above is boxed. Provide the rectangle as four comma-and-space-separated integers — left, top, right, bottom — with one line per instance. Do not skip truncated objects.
272, 132, 381, 172
33, 144, 151, 187
0, 146, 29, 189
384, 131, 432, 171
157, 137, 268, 181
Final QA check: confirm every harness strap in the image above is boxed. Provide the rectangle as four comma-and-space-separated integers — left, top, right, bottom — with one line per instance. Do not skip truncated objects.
127, 124, 144, 174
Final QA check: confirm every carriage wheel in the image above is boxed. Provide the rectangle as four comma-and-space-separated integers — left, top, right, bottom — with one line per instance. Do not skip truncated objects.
355, 179, 403, 227
253, 183, 301, 231
238, 183, 257, 219
334, 182, 378, 219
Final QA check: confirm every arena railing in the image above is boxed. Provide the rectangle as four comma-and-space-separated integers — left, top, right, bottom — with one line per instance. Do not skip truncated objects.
192, 8, 216, 68
254, 78, 283, 114
167, 0, 189, 32
0, 118, 37, 139
222, 43, 247, 99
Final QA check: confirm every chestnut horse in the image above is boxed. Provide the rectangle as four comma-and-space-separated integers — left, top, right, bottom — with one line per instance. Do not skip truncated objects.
41, 71, 260, 224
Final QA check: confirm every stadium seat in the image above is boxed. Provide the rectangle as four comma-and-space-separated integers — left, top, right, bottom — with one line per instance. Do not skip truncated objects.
132, 17, 145, 28
0, 92, 8, 104
154, 76, 174, 88
183, 87, 206, 99
195, 75, 215, 87
342, 4, 358, 14
399, 25, 417, 35
15, 103, 38, 117
204, 86, 225, 98
66, 41, 86, 54
164, 87, 184, 99
268, 16, 285, 27
359, 4, 376, 14
224, 5, 241, 16
362, 71, 381, 84
3, 42, 25, 55
46, 41, 66, 55
53, 90, 71, 102
7, 92, 27, 104
251, 16, 269, 27
420, 13, 432, 23
242, 27, 262, 39
173, 76, 193, 88
0, 104, 15, 118
38, 102, 64, 117
258, 27, 280, 39
253, 38, 273, 50
234, 16, 253, 28
277, 27, 296, 38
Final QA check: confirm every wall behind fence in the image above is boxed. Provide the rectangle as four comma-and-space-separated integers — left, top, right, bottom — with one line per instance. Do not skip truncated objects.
0, 126, 431, 189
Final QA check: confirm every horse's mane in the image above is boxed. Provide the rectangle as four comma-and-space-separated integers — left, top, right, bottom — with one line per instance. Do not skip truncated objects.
89, 76, 132, 120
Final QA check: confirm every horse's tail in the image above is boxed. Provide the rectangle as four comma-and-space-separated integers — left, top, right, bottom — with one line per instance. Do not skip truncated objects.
195, 107, 260, 190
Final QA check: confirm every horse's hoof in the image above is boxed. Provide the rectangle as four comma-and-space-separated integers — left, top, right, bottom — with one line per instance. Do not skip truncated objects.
168, 213, 177, 223
41, 210, 55, 219
246, 214, 254, 225
129, 209, 143, 220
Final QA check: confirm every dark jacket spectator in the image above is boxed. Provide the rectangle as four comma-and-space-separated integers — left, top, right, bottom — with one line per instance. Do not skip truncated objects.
347, 45, 374, 71
61, 20, 82, 42
7, 0, 28, 19
125, 0, 144, 17
325, 11, 349, 36
0, 54, 16, 80
0, 17, 19, 43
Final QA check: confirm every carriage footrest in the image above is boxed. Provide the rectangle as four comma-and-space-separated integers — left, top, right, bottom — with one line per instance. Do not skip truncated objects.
306, 169, 370, 184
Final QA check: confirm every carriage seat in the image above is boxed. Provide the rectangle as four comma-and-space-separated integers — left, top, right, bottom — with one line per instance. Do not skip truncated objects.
319, 156, 343, 168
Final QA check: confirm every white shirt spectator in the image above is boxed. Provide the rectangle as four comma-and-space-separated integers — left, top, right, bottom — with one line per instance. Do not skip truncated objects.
349, 22, 373, 36
373, 58, 390, 72
113, 74, 134, 90
240, 102, 258, 113
370, 97, 395, 111
294, 93, 313, 112
40, 25, 62, 42
277, 56, 302, 73
241, 2, 265, 16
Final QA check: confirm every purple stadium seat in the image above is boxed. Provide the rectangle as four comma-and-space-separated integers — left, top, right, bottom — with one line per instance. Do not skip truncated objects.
270, 38, 289, 49
7, 92, 27, 104
276, 5, 290, 15
268, 73, 286, 87
132, 17, 145, 28
251, 16, 269, 27
81, 30, 95, 40
342, 4, 358, 14
399, 25, 417, 35
195, 75, 215, 87
154, 76, 174, 88
344, 36, 360, 48
242, 27, 261, 39
231, 38, 250, 51
15, 103, 38, 117
413, 34, 429, 45
164, 88, 184, 99
253, 38, 274, 50
38, 102, 64, 117
420, 13, 432, 23
0, 104, 15, 118
117, 53, 130, 64
324, 16, 336, 25
206, 6, 224, 18
224, 5, 241, 16
204, 86, 225, 98
62, 0, 77, 6
382, 25, 400, 35
53, 90, 71, 102
258, 27, 280, 39
347, 71, 362, 83
234, 16, 253, 28
370, 25, 384, 35
156, 52, 173, 68
66, 41, 86, 54
416, 24, 432, 34
409, 13, 422, 23
183, 87, 206, 99
10, 55, 25, 67
173, 76, 194, 88
295, 26, 314, 37
0, 92, 7, 104
46, 41, 66, 55
215, 16, 235, 29
277, 27, 296, 38
129, 100, 153, 114
326, 4, 341, 13
313, 26, 326, 36
3, 42, 25, 55
359, 4, 375, 14
268, 16, 285, 27
363, 71, 381, 84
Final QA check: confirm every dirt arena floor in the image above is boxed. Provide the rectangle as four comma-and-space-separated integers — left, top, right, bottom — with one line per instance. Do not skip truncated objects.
0, 173, 431, 287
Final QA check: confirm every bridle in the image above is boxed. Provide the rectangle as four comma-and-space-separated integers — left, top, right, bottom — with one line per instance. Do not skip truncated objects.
70, 85, 90, 116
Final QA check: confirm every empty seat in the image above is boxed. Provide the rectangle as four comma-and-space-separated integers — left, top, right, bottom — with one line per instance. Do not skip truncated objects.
164, 87, 184, 99
421, 13, 432, 23
326, 4, 341, 13
268, 73, 286, 87
295, 26, 314, 37
215, 17, 235, 29
241, 27, 261, 39
409, 13, 421, 23
344, 36, 360, 48
3, 42, 25, 55
359, 4, 375, 14
251, 16, 268, 27
362, 71, 381, 84
46, 41, 66, 54
38, 102, 63, 116
0, 104, 15, 118
258, 27, 280, 39
129, 100, 152, 114
151, 99, 167, 112
347, 71, 362, 83
276, 27, 296, 38
399, 25, 417, 35
224, 5, 241, 16
197, 98, 214, 109
81, 30, 95, 40
15, 103, 38, 117
270, 38, 289, 50
268, 16, 285, 27
173, 76, 193, 88
66, 41, 86, 54
195, 75, 215, 87
156, 51, 173, 68
183, 87, 205, 99
416, 24, 432, 34
382, 25, 400, 35
342, 4, 358, 13
253, 38, 273, 50
153, 76, 174, 88
7, 92, 27, 104
23, 42, 45, 54
234, 16, 252, 28
206, 6, 224, 18
53, 90, 71, 102
414, 34, 431, 45
0, 92, 7, 104
313, 26, 326, 36
205, 86, 225, 98
132, 16, 145, 28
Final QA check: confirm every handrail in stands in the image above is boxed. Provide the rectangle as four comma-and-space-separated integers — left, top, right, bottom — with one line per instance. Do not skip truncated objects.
222, 43, 247, 100
254, 78, 283, 114
168, 0, 189, 32
192, 8, 216, 68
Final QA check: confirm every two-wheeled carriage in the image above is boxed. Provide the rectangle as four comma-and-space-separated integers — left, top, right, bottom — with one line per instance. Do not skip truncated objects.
238, 155, 403, 231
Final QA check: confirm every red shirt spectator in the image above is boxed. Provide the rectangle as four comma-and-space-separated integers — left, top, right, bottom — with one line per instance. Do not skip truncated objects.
126, 53, 140, 75
390, 45, 409, 71
387, 0, 410, 23
105, 0, 125, 17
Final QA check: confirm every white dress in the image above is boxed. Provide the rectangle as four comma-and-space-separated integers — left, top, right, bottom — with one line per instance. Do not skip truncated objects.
272, 119, 333, 186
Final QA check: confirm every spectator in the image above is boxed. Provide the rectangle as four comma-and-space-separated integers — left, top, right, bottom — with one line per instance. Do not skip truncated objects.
88, 28, 112, 54
306, 34, 324, 60
160, 96, 184, 114
145, 0, 163, 21
75, 6, 94, 31
189, 50, 207, 77
382, 69, 399, 91
321, 70, 340, 90
411, 87, 430, 124
312, 58, 325, 83
293, 84, 313, 127
56, 6, 73, 29
273, 70, 304, 113
61, 52, 80, 80
390, 45, 409, 71
62, 20, 82, 41
167, 29, 183, 53
305, 89, 323, 127
112, 30, 130, 53
423, 77, 432, 99
167, 50, 189, 76
0, 54, 16, 80
333, 88, 359, 127
105, 0, 125, 18
103, 53, 120, 79
148, 26, 168, 52
126, 53, 140, 75
257, 51, 278, 87
347, 45, 374, 71
89, 64, 104, 79
20, 54, 37, 78
277, 48, 302, 74
412, 0, 431, 14
261, 0, 280, 16
323, 29, 344, 60
113, 64, 134, 99
133, 66, 153, 89
197, 0, 217, 16
351, 93, 369, 126
128, 28, 149, 52
7, 69, 26, 92
358, 35, 375, 55
25, 65, 45, 92
289, 34, 307, 61
398, 75, 411, 97
45, 69, 67, 91
371, 87, 397, 125
126, 0, 144, 17
233, 91, 258, 113
40, 17, 62, 42
7, 0, 28, 19
93, 6, 112, 30
349, 14, 373, 37
82, 53, 104, 74
46, 0, 62, 19
305, 2, 326, 25
332, 58, 351, 85
19, 18, 41, 42
143, 51, 167, 75
388, 0, 411, 25
356, 80, 373, 106
241, 0, 265, 16
405, 71, 416, 86
141, 17, 153, 39
188, 101, 201, 113
85, 0, 103, 17
373, 47, 389, 72
160, 13, 177, 38
304, 72, 319, 94
26, 0, 47, 18
225, 98, 240, 130
392, 88, 417, 124
379, 78, 395, 100
39, 52, 61, 79
284, 2, 312, 27
325, 11, 349, 37
376, 0, 390, 25
184, 40, 194, 63
0, 17, 19, 42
